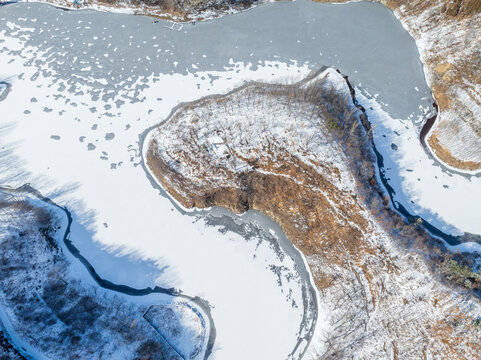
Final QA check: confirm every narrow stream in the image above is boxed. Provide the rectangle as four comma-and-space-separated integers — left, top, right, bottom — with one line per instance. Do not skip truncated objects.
0, 184, 216, 360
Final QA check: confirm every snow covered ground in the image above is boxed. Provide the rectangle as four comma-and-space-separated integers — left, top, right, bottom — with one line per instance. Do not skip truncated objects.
357, 89, 481, 238
144, 303, 206, 359
0, 5, 318, 360
0, 1, 480, 359
144, 65, 481, 359
147, 68, 357, 197
392, 0, 481, 169
0, 188, 209, 359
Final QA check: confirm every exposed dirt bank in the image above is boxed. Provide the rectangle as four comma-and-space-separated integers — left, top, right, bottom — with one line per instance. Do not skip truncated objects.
146, 68, 481, 358
420, 102, 438, 148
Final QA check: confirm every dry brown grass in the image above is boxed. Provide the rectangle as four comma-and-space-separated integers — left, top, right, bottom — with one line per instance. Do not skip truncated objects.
313, 0, 481, 171
146, 75, 481, 357
428, 132, 481, 171
146, 76, 469, 278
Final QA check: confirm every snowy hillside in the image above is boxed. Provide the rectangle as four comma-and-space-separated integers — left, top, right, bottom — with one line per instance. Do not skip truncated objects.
0, 188, 208, 360
147, 68, 481, 359
1, 1, 480, 358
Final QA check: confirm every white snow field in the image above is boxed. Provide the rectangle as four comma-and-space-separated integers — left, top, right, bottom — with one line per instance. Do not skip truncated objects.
0, 46, 315, 360
0, 188, 210, 359
0, 5, 318, 360
357, 90, 481, 239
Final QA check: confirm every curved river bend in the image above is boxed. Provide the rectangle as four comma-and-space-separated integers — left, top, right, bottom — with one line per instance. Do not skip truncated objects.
0, 0, 479, 359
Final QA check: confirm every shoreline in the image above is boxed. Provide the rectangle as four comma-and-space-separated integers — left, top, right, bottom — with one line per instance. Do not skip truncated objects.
142, 66, 480, 357
343, 73, 481, 247
140, 112, 320, 359
420, 101, 438, 148
416, 102, 480, 177
12, 0, 480, 175
0, 1, 480, 357
392, 3, 481, 174
0, 184, 216, 360
18, 0, 267, 22
145, 67, 481, 250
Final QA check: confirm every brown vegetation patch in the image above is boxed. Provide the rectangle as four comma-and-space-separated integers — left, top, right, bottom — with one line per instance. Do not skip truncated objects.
91, 0, 259, 21
314, 0, 481, 171
146, 72, 481, 357
428, 132, 481, 170
147, 72, 480, 284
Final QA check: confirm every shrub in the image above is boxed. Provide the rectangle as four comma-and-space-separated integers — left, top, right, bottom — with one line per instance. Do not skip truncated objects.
443, 259, 481, 288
